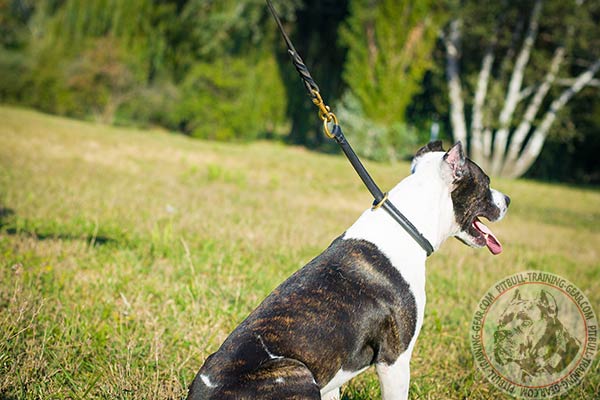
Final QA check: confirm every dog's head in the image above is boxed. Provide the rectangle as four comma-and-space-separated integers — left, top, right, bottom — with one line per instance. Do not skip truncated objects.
411, 141, 510, 254
493, 289, 580, 378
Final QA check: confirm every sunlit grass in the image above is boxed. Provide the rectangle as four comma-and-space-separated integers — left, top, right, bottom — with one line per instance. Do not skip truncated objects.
0, 105, 598, 399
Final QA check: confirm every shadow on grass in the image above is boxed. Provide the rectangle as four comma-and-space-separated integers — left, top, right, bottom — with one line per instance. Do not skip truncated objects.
0, 207, 118, 247
0, 207, 14, 220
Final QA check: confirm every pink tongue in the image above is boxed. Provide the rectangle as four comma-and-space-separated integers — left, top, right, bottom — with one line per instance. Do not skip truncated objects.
473, 220, 503, 255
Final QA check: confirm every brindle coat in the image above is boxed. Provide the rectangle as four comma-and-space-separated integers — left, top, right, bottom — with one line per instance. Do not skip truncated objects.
187, 238, 416, 400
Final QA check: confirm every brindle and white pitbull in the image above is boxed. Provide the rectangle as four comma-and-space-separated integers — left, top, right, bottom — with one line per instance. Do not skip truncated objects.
187, 141, 510, 400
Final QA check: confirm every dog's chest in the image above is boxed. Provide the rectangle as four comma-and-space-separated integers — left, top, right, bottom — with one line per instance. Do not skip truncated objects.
344, 211, 428, 320
319, 237, 424, 373
315, 236, 426, 392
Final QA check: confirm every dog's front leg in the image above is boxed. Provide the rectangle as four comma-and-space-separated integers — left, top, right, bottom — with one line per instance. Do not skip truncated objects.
321, 388, 340, 400
376, 350, 412, 400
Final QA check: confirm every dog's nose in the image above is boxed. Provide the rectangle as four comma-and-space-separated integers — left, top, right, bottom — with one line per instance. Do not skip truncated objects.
505, 195, 511, 207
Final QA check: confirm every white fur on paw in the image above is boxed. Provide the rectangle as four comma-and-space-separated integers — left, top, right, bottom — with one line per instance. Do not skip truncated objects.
321, 388, 340, 400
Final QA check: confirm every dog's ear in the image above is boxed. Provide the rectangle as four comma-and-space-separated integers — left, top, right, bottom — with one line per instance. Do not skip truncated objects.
538, 290, 558, 318
443, 142, 467, 180
511, 289, 522, 303
415, 141, 444, 158
411, 141, 445, 173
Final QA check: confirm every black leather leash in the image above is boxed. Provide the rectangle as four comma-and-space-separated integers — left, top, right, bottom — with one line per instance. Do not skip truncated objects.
266, 0, 434, 257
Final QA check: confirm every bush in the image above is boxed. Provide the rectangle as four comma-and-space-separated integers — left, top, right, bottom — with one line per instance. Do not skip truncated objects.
173, 51, 287, 141
0, 48, 28, 102
116, 82, 180, 129
65, 36, 146, 123
336, 91, 424, 162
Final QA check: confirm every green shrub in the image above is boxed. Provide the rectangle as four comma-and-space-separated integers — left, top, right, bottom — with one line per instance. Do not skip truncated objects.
0, 48, 28, 102
336, 91, 424, 162
174, 51, 287, 141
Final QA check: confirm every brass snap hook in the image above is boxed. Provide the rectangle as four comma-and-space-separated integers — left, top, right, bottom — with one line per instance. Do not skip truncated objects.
311, 89, 338, 138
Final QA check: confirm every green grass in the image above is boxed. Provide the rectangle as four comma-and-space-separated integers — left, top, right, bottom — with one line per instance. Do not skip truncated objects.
0, 105, 598, 399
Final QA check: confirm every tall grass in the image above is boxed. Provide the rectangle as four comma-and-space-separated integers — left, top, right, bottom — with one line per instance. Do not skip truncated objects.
0, 106, 598, 399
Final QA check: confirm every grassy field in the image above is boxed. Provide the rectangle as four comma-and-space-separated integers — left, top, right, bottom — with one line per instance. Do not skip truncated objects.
0, 105, 598, 399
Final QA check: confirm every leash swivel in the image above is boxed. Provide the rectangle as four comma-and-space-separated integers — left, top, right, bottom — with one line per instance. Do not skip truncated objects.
311, 90, 338, 139
266, 0, 434, 257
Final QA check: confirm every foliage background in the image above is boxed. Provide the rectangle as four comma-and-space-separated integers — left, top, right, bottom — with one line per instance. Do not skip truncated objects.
0, 0, 598, 182
0, 1, 599, 398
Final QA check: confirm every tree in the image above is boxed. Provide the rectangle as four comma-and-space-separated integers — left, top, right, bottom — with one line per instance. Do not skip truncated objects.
4, 0, 293, 136
443, 0, 600, 178
0, 0, 36, 101
171, 0, 299, 140
174, 49, 287, 140
340, 0, 443, 126
271, 0, 348, 146
15, 0, 176, 118
338, 0, 446, 161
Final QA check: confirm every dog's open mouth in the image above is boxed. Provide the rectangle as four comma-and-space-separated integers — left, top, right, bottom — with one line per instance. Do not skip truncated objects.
473, 218, 502, 255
